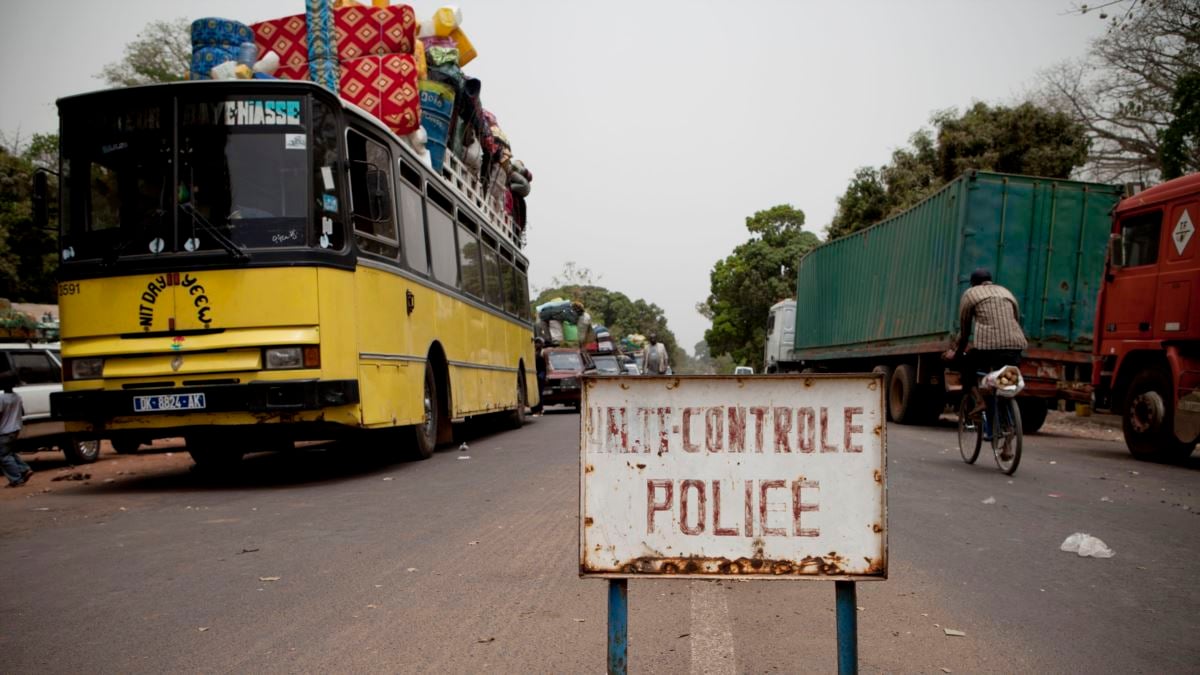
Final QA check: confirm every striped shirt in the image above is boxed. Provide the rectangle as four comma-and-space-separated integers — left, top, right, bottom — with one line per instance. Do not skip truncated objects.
959, 283, 1028, 351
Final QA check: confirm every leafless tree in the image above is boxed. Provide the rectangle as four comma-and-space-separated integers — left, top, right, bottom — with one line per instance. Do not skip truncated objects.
1039, 0, 1200, 183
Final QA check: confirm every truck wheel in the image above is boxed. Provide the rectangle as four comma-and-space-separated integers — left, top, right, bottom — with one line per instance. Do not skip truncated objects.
888, 364, 920, 424
1123, 368, 1195, 461
872, 365, 894, 421
62, 437, 101, 464
411, 363, 438, 460
1017, 399, 1048, 434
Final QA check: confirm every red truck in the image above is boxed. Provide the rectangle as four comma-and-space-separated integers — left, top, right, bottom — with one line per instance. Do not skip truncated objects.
1092, 173, 1200, 460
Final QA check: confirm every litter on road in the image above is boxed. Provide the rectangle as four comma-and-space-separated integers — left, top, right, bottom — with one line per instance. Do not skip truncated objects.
259, 576, 281, 582
944, 628, 967, 637
982, 497, 996, 504
1061, 533, 1115, 558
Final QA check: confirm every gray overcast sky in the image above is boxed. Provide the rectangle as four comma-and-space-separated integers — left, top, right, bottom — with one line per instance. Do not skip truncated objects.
2, 1, 1107, 352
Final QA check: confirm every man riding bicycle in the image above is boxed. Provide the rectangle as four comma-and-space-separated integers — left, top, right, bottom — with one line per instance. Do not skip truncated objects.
948, 269, 1027, 430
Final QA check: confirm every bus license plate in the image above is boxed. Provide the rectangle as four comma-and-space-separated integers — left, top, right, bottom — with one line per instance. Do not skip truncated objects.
133, 393, 207, 412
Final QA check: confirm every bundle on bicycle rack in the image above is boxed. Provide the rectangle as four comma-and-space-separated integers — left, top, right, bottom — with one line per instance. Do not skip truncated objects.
982, 365, 1025, 398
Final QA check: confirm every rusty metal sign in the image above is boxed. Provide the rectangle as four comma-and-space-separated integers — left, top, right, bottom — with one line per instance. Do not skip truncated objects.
580, 375, 886, 579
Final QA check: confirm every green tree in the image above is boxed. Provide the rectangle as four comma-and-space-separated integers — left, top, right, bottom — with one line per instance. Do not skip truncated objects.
0, 135, 60, 303
826, 102, 1089, 239
99, 18, 191, 87
1041, 0, 1200, 180
1160, 70, 1200, 180
702, 205, 819, 372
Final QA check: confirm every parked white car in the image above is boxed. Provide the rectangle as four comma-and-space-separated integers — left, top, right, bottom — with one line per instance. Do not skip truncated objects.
734, 366, 755, 376
0, 342, 100, 464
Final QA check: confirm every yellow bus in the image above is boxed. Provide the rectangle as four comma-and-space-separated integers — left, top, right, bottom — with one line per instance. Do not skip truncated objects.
46, 80, 538, 467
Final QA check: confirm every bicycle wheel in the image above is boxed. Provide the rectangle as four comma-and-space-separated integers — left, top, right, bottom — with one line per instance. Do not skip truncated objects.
993, 397, 1023, 475
957, 396, 982, 464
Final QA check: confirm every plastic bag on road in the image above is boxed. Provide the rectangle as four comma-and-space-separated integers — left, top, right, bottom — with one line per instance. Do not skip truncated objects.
1060, 533, 1115, 558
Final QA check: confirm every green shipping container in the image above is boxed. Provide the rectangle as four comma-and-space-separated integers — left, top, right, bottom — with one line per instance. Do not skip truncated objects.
793, 171, 1123, 360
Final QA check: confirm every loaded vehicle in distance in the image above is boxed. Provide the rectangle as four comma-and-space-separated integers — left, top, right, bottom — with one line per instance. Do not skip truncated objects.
540, 347, 592, 409
770, 170, 1125, 431
1091, 172, 1199, 460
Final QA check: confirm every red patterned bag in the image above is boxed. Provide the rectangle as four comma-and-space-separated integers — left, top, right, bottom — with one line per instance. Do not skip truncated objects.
333, 5, 417, 59
251, 14, 310, 69
339, 54, 420, 135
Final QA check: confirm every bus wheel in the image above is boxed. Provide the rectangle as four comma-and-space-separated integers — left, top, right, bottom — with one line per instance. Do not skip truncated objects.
505, 371, 527, 430
62, 437, 100, 464
186, 437, 244, 471
411, 363, 438, 460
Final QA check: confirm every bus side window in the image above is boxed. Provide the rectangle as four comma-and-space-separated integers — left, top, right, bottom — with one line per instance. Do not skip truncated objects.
347, 129, 399, 259
312, 98, 345, 251
425, 186, 458, 286
480, 232, 504, 308
501, 251, 520, 316
458, 223, 483, 298
398, 183, 427, 274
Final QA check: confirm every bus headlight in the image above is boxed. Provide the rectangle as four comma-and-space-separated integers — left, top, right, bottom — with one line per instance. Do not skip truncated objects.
263, 347, 320, 370
264, 347, 303, 370
67, 357, 104, 380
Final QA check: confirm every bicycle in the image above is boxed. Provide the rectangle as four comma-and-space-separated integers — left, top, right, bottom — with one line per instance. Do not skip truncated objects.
956, 368, 1023, 475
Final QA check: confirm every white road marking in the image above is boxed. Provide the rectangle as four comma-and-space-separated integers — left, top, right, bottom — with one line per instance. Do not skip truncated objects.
690, 580, 736, 675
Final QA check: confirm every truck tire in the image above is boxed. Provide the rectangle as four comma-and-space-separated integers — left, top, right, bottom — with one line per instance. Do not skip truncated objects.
62, 437, 101, 464
872, 365, 894, 421
888, 364, 920, 424
1123, 368, 1196, 461
1017, 399, 1048, 434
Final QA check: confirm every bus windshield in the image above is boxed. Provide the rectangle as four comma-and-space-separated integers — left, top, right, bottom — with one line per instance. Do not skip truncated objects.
60, 94, 320, 262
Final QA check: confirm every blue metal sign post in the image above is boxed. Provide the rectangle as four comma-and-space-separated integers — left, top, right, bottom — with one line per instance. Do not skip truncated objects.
607, 579, 628, 675
835, 580, 859, 674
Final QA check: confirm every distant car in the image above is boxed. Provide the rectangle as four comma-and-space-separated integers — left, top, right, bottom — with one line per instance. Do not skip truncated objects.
589, 353, 623, 375
541, 348, 591, 410
0, 342, 100, 464
734, 366, 754, 376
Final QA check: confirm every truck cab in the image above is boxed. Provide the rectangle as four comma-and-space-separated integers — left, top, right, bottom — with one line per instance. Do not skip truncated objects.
1094, 173, 1200, 459
764, 299, 796, 373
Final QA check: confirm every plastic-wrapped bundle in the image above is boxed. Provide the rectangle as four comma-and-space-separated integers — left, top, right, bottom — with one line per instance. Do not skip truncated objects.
192, 17, 254, 49
419, 80, 456, 170
190, 46, 239, 80
537, 301, 578, 324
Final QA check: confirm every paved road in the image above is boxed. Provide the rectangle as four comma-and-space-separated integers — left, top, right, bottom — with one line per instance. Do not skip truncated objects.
2, 411, 1197, 673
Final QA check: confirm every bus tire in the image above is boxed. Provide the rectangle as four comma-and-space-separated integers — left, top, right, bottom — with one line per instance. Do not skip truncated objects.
505, 370, 527, 430
888, 364, 919, 424
411, 362, 438, 460
62, 436, 100, 464
872, 365, 894, 421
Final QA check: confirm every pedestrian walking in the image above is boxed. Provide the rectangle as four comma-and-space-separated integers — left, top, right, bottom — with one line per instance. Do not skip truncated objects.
0, 371, 31, 488
641, 333, 670, 375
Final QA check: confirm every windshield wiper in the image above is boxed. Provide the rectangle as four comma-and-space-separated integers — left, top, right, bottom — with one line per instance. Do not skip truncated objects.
180, 203, 250, 261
